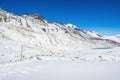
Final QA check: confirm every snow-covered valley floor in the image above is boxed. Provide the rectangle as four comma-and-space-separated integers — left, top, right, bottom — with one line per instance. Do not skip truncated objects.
0, 61, 120, 80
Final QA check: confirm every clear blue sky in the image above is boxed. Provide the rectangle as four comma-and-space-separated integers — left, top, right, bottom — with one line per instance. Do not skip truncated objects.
0, 0, 120, 35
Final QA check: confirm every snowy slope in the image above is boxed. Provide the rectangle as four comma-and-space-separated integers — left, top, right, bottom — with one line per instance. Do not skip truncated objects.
104, 34, 120, 43
0, 8, 120, 63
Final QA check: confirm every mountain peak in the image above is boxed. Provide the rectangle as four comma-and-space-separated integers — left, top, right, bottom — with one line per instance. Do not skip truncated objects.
0, 8, 4, 11
0, 8, 7, 14
25, 14, 44, 20
65, 24, 77, 29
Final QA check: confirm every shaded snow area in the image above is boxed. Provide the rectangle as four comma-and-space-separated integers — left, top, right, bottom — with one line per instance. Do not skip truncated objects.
0, 61, 120, 80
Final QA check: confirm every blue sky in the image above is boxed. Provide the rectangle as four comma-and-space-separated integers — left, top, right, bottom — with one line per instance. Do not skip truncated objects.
0, 0, 120, 35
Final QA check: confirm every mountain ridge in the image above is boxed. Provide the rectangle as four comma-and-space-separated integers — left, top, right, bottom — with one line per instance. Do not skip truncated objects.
0, 8, 120, 47
0, 8, 120, 63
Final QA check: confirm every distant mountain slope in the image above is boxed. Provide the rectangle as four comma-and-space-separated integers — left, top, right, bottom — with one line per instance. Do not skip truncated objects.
104, 34, 120, 43
0, 8, 119, 48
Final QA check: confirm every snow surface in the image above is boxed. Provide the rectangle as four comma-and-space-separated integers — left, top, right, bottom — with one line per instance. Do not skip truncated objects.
0, 61, 120, 80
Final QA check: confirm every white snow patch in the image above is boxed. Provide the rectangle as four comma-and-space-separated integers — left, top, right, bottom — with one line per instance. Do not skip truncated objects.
0, 61, 120, 80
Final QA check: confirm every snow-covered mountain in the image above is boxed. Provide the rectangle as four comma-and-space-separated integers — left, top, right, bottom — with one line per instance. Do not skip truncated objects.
0, 8, 120, 63
104, 34, 120, 43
